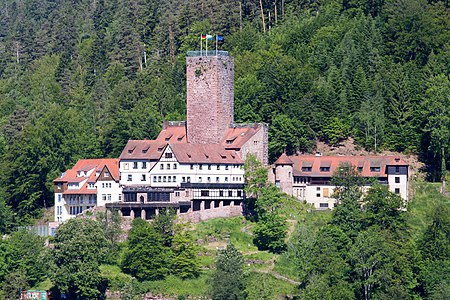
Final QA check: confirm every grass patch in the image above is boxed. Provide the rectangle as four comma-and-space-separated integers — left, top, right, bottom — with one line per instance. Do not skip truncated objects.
245, 272, 298, 299
408, 181, 450, 239
137, 273, 211, 297
193, 216, 257, 251
100, 264, 132, 291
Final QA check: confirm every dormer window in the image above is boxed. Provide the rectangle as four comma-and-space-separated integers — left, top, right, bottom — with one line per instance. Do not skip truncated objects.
302, 167, 312, 172
128, 146, 136, 154
142, 146, 150, 153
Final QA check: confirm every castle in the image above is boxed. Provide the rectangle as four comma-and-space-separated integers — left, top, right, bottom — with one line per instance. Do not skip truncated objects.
53, 52, 268, 223
53, 51, 409, 223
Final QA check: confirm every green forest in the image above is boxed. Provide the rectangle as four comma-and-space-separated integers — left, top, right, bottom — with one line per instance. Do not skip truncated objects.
0, 158, 449, 299
0, 0, 449, 227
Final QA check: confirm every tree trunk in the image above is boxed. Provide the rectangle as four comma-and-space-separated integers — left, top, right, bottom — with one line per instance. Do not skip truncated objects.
441, 147, 446, 193
239, 1, 243, 31
274, 0, 277, 23
259, 0, 266, 33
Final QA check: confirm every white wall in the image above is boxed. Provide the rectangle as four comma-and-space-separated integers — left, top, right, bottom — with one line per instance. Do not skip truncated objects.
96, 180, 123, 206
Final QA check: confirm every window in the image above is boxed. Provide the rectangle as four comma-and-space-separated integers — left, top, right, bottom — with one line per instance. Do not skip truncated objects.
158, 176, 162, 182
316, 187, 321, 191
316, 193, 321, 197
395, 177, 400, 183
153, 176, 157, 182
173, 163, 177, 169
167, 163, 171, 170
225, 165, 229, 170
133, 162, 138, 169
173, 176, 176, 182
358, 167, 363, 172
160, 164, 164, 170
163, 176, 167, 182
395, 166, 400, 173
105, 172, 110, 177
207, 177, 211, 183
320, 167, 330, 172
395, 188, 400, 194
237, 190, 242, 197
219, 191, 224, 197
123, 163, 129, 170
127, 175, 132, 181
225, 177, 229, 182
199, 177, 202, 183
168, 176, 171, 182
190, 164, 194, 170
217, 165, 220, 170
187, 177, 191, 183
102, 194, 106, 201
102, 183, 105, 188
216, 177, 220, 183
142, 162, 147, 169
141, 174, 146, 181
208, 164, 211, 170
199, 164, 203, 170
107, 194, 111, 201
319, 203, 329, 208
118, 194, 122, 201
182, 177, 186, 182
58, 194, 61, 202
370, 167, 380, 172
228, 191, 233, 197
302, 167, 312, 172
201, 190, 209, 197
175, 192, 180, 197
165, 153, 173, 158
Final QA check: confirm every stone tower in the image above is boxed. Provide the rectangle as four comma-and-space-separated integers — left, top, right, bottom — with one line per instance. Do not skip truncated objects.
186, 53, 234, 144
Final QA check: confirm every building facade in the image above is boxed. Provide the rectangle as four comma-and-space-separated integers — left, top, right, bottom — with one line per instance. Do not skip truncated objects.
53, 51, 268, 223
53, 159, 121, 222
272, 154, 408, 209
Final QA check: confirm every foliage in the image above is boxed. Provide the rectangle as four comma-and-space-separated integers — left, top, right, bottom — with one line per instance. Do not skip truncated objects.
122, 218, 170, 281
209, 243, 246, 300
51, 218, 108, 299
253, 214, 288, 253
170, 224, 200, 279
152, 207, 177, 247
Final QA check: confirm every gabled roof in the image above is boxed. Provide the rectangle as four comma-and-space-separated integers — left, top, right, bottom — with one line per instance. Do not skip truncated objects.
119, 140, 167, 160
222, 125, 263, 149
275, 155, 407, 177
169, 144, 243, 164
54, 158, 119, 194
155, 121, 187, 143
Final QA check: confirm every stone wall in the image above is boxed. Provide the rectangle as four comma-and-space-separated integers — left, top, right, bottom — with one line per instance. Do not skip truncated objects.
238, 123, 269, 165
274, 164, 294, 195
186, 55, 234, 144
179, 205, 243, 223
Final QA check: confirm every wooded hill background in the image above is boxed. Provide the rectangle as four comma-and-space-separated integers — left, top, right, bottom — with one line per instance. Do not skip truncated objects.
0, 0, 449, 228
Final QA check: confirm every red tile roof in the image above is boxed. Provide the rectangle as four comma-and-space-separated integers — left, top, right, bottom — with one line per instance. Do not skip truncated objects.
54, 158, 119, 194
222, 125, 262, 149
275, 155, 407, 177
156, 121, 187, 143
274, 153, 294, 165
119, 140, 167, 160
169, 144, 243, 164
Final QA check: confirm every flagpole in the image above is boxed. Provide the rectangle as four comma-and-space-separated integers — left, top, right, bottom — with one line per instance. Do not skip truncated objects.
200, 34, 202, 56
